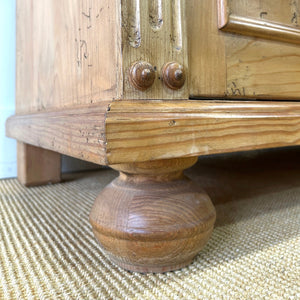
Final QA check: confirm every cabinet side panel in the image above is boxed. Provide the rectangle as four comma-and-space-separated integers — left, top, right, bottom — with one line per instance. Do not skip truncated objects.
16, 0, 121, 114
16, 0, 34, 113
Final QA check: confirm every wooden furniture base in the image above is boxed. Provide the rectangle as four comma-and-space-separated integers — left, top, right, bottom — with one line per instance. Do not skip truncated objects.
17, 142, 61, 187
7, 100, 300, 272
8, 0, 300, 273
89, 157, 216, 273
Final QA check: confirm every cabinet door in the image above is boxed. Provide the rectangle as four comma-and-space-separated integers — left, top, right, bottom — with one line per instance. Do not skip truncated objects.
188, 0, 300, 100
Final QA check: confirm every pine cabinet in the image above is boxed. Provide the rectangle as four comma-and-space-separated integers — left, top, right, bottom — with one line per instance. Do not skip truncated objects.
6, 0, 300, 272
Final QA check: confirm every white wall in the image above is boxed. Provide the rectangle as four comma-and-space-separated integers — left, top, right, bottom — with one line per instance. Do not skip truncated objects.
0, 0, 17, 179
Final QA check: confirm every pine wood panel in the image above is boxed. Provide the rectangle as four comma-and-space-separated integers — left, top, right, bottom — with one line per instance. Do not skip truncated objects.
228, 0, 299, 25
16, 0, 189, 115
16, 0, 121, 113
225, 39, 300, 99
15, 0, 300, 106
187, 0, 227, 97
6, 104, 110, 165
188, 0, 300, 99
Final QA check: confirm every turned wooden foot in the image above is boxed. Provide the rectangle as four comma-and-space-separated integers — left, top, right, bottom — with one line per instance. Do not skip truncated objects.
89, 157, 216, 273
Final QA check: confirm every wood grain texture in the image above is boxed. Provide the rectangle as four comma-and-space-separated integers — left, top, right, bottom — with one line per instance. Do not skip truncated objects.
105, 100, 300, 164
122, 0, 189, 100
6, 103, 110, 165
16, 0, 122, 113
218, 0, 300, 45
225, 39, 300, 99
16, 0, 300, 108
8, 100, 300, 166
16, 0, 188, 115
17, 142, 61, 186
90, 157, 216, 273
223, 0, 300, 99
188, 0, 300, 99
226, 0, 300, 26
220, 15, 300, 45
187, 0, 227, 97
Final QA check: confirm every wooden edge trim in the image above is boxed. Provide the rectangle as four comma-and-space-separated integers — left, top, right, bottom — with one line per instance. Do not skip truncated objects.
217, 0, 229, 29
6, 100, 300, 166
6, 104, 110, 166
217, 0, 300, 45
106, 99, 300, 115
105, 100, 300, 164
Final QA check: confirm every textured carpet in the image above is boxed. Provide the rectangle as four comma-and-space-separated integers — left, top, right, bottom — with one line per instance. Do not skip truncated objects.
0, 148, 300, 299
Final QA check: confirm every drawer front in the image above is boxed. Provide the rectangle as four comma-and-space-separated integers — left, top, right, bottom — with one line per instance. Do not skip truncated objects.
188, 0, 300, 100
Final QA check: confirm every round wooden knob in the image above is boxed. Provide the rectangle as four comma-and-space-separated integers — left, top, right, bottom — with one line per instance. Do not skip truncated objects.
129, 61, 156, 91
162, 62, 186, 90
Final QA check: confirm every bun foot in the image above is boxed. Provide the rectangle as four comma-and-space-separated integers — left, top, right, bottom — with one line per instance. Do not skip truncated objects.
89, 157, 216, 273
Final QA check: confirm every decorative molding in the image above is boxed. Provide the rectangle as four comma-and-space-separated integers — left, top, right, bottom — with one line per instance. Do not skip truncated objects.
172, 0, 183, 51
123, 0, 183, 49
122, 0, 189, 100
123, 0, 141, 48
149, 0, 163, 30
218, 0, 300, 45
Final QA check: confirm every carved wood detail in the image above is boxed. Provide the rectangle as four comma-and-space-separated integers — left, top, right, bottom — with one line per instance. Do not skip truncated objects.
89, 157, 216, 273
122, 0, 188, 99
218, 0, 300, 45
149, 0, 163, 30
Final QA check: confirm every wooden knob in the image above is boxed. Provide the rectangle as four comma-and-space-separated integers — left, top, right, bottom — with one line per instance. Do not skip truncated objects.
129, 61, 156, 91
162, 62, 186, 90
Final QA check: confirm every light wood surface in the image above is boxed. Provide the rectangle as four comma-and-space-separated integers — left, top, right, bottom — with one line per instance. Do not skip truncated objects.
16, 0, 300, 107
218, 0, 300, 45
187, 0, 227, 97
7, 104, 110, 165
224, 0, 300, 27
17, 142, 61, 186
188, 0, 300, 99
7, 100, 300, 166
105, 100, 300, 164
225, 39, 300, 99
122, 0, 189, 100
90, 157, 216, 273
16, 0, 188, 115
16, 0, 122, 113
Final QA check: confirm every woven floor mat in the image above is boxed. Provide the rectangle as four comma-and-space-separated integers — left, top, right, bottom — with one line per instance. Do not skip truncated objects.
1, 149, 300, 299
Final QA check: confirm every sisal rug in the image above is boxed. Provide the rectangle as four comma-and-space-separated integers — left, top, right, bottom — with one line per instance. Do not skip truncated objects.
0, 148, 299, 299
